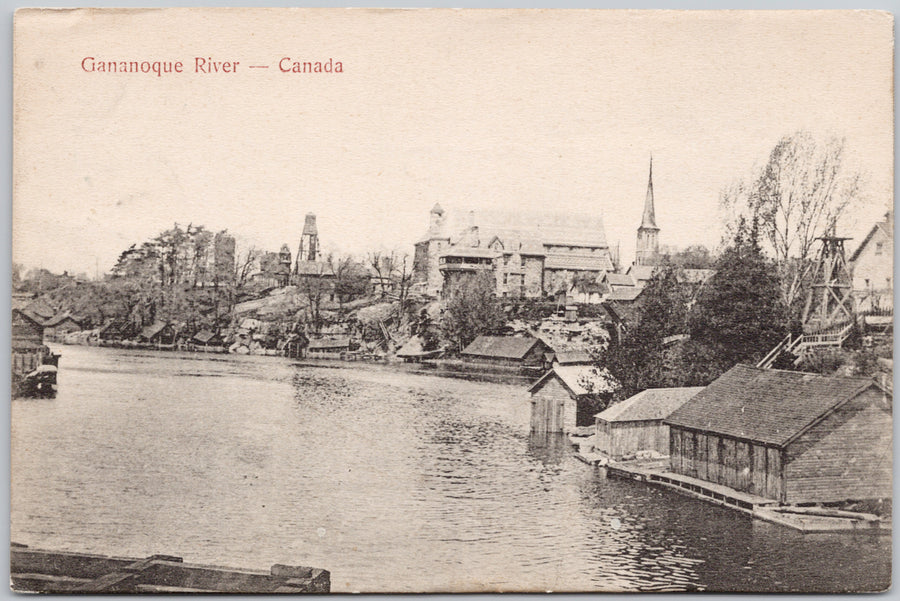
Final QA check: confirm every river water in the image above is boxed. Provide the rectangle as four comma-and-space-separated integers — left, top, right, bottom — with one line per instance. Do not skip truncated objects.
10, 346, 891, 593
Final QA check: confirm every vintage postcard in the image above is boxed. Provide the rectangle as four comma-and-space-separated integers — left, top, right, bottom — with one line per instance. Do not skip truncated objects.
10, 8, 893, 593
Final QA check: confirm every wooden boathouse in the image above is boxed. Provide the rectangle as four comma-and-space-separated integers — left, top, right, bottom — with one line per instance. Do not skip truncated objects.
664, 365, 892, 504
528, 364, 613, 433
138, 321, 177, 347
307, 336, 351, 358
461, 335, 552, 369
12, 308, 48, 375
593, 387, 703, 459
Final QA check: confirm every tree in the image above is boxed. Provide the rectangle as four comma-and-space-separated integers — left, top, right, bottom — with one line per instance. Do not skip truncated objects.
332, 255, 370, 309
687, 218, 789, 376
721, 131, 861, 312
441, 272, 506, 352
664, 245, 714, 269
595, 263, 691, 401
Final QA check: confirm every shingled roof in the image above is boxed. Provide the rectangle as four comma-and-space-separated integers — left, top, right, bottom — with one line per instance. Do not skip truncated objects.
529, 364, 614, 397
461, 335, 549, 360
664, 365, 883, 447
597, 387, 704, 423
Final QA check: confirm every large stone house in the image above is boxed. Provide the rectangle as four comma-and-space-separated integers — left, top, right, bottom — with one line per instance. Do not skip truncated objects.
413, 205, 615, 299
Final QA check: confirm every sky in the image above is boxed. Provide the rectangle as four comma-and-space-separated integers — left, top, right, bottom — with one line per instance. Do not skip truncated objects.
12, 9, 894, 276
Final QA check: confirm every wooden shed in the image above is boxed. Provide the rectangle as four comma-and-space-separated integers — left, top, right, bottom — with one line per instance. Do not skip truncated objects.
593, 387, 703, 459
138, 321, 177, 346
191, 329, 224, 349
307, 336, 351, 358
528, 365, 613, 434
664, 365, 892, 504
461, 335, 552, 368
43, 313, 83, 341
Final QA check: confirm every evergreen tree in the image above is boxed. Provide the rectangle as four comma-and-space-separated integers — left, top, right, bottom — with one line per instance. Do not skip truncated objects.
687, 218, 789, 378
597, 263, 690, 402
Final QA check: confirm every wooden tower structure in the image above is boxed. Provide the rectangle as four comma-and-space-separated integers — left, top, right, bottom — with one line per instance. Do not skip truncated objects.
801, 234, 854, 333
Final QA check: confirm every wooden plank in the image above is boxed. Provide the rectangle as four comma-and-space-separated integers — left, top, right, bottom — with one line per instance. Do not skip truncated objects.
671, 429, 682, 474
696, 433, 708, 481
751, 443, 767, 497
723, 437, 736, 489
736, 440, 751, 492
767, 447, 782, 502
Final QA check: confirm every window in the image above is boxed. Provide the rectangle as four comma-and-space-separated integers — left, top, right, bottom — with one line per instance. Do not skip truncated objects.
503, 274, 508, 285
876, 242, 884, 255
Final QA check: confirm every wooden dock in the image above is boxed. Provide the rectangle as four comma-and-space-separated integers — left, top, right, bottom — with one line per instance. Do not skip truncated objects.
605, 461, 889, 533
10, 544, 330, 593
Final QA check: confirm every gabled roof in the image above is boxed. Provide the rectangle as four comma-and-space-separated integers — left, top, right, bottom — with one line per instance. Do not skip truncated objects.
554, 350, 593, 365
462, 335, 550, 360
12, 308, 44, 330
603, 272, 636, 287
24, 298, 56, 321
192, 329, 219, 343
308, 336, 350, 350
627, 264, 656, 282
596, 387, 704, 423
664, 365, 886, 447
529, 364, 614, 397
139, 321, 170, 340
44, 312, 81, 328
850, 214, 893, 263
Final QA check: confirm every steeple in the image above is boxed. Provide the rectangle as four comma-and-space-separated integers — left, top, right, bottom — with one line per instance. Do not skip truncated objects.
641, 157, 658, 230
635, 157, 660, 266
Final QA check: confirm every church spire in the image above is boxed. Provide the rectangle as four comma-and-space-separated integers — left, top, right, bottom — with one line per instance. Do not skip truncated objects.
641, 156, 658, 230
635, 156, 660, 267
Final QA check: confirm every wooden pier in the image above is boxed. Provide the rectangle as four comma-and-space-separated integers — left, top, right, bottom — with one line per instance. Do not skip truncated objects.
605, 462, 889, 533
10, 544, 330, 593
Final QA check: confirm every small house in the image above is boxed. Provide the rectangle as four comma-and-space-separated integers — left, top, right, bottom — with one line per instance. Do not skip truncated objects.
12, 309, 48, 377
43, 313, 82, 341
593, 387, 703, 459
99, 319, 138, 342
461, 335, 552, 368
528, 364, 613, 434
664, 365, 892, 504
568, 279, 609, 305
137, 321, 177, 346
307, 336, 351, 358
850, 210, 893, 313
21, 298, 56, 324
191, 329, 223, 348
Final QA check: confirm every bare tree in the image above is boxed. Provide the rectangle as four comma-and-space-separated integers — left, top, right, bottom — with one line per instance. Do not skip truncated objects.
721, 131, 862, 309
233, 245, 261, 288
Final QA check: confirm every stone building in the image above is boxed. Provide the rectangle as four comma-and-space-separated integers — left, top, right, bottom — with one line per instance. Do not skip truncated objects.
413, 206, 615, 299
413, 160, 663, 300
